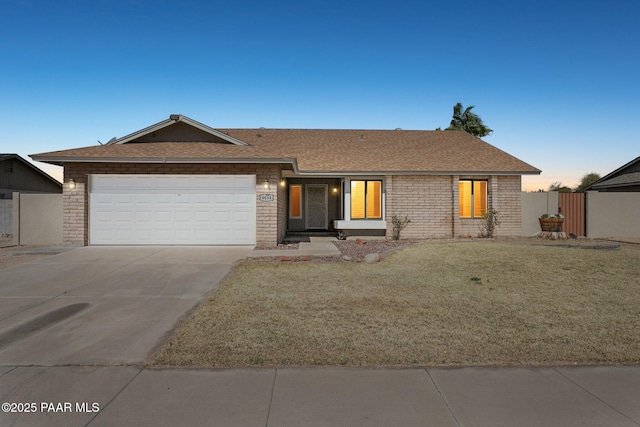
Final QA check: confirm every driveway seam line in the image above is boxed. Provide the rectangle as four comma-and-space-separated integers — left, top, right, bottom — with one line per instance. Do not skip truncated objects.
424, 368, 463, 427
85, 366, 146, 426
265, 368, 278, 427
552, 367, 640, 426
0, 366, 18, 377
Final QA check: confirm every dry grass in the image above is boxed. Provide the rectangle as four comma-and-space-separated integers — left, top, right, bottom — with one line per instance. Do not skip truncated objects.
153, 241, 640, 367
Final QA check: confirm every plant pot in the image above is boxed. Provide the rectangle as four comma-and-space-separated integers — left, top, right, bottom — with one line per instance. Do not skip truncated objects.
539, 218, 563, 232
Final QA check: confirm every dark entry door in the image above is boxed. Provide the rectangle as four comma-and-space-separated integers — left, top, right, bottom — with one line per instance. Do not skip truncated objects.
305, 184, 328, 229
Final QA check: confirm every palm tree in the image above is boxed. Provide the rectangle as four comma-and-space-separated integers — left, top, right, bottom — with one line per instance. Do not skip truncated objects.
446, 102, 493, 137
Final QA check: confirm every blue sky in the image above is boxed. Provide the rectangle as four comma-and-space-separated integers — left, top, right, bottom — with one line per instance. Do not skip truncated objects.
1, 0, 638, 190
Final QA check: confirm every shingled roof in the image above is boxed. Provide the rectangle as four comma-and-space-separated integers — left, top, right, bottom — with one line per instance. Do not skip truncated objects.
583, 155, 640, 191
31, 116, 540, 175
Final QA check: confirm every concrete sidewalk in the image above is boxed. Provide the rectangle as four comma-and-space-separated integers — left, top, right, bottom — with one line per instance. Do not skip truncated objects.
249, 236, 341, 257
1, 365, 639, 426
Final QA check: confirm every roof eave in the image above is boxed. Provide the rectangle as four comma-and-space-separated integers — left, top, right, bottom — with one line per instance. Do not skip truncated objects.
7, 154, 63, 187
584, 155, 640, 190
293, 170, 541, 176
591, 182, 640, 190
29, 155, 299, 172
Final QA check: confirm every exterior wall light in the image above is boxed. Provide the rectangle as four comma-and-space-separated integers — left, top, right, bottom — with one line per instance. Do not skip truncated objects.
263, 179, 270, 190
68, 178, 76, 190
280, 178, 286, 187
332, 187, 339, 194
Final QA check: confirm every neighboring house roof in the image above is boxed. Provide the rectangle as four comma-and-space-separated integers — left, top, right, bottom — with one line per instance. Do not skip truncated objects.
583, 156, 640, 191
589, 171, 640, 190
31, 115, 541, 175
0, 153, 63, 189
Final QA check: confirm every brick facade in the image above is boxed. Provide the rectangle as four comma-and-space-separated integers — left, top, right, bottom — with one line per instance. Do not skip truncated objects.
63, 163, 522, 246
385, 175, 454, 238
492, 175, 522, 236
385, 174, 522, 239
63, 162, 283, 246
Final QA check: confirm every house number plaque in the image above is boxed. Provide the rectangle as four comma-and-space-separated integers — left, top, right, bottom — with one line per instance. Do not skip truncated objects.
259, 194, 274, 202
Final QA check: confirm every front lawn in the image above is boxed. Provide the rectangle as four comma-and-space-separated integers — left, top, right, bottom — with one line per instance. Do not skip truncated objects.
153, 241, 640, 367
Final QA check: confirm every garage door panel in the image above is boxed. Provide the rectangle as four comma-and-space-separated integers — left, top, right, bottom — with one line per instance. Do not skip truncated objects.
174, 194, 191, 204
193, 211, 210, 222
134, 210, 153, 221
233, 210, 251, 223
233, 193, 252, 204
90, 175, 256, 245
152, 209, 171, 221
194, 194, 210, 203
211, 193, 230, 204
135, 194, 153, 204
115, 210, 134, 222
176, 211, 195, 223
115, 193, 134, 203
155, 194, 172, 204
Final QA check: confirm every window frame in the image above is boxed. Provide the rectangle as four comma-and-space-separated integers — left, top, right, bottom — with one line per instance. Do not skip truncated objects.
459, 179, 488, 219
350, 179, 383, 220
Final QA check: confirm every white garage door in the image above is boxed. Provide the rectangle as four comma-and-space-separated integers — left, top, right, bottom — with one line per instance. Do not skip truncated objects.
89, 175, 256, 245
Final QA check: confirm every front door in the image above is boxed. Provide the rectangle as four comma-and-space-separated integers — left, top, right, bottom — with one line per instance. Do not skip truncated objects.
305, 184, 328, 229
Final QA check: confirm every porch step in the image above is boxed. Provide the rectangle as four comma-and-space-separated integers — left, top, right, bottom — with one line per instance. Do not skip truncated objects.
248, 238, 341, 258
283, 232, 338, 244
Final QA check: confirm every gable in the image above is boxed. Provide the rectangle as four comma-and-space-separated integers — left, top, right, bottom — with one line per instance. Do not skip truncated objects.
128, 121, 233, 144
109, 115, 249, 146
0, 154, 62, 193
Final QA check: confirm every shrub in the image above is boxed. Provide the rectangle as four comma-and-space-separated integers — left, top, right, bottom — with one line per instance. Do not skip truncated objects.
391, 215, 411, 240
479, 208, 500, 238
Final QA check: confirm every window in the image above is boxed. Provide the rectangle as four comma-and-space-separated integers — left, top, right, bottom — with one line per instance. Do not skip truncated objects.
351, 180, 382, 219
459, 180, 487, 218
290, 185, 302, 218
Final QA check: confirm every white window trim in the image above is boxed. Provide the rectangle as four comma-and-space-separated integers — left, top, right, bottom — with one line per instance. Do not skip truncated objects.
344, 177, 385, 221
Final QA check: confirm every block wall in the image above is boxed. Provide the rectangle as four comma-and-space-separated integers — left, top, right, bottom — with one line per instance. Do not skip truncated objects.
0, 199, 12, 235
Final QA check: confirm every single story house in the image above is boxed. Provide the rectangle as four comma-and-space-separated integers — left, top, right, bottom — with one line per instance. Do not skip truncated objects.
1, 154, 62, 199
583, 156, 640, 192
31, 114, 540, 246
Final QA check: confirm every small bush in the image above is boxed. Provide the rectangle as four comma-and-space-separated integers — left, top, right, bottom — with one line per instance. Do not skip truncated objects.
391, 215, 411, 240
479, 208, 500, 238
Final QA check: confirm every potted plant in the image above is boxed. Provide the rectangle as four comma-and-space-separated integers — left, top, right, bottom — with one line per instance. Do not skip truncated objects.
539, 214, 564, 232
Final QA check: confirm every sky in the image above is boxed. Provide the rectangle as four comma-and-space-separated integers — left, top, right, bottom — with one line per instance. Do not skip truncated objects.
1, 0, 638, 191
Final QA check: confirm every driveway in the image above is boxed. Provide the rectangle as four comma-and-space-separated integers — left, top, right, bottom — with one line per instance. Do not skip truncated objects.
0, 246, 252, 365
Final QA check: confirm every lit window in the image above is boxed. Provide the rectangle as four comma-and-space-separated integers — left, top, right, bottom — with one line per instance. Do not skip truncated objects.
290, 185, 302, 218
459, 180, 487, 218
351, 180, 382, 219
